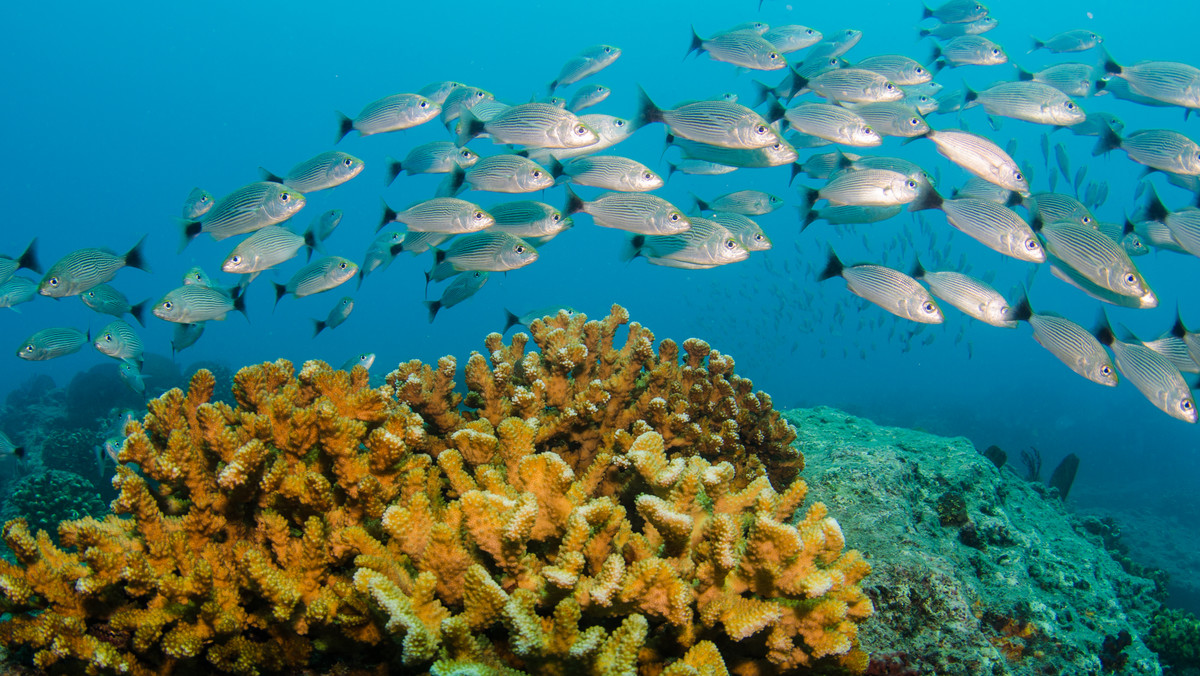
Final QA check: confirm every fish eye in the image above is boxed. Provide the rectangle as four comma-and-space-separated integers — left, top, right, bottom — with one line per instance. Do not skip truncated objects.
915, 67, 925, 74
906, 180, 917, 188
1183, 399, 1195, 411
769, 53, 779, 60
755, 125, 768, 134
23, 345, 33, 352
48, 277, 58, 287
755, 234, 765, 241
1124, 273, 1136, 284
1025, 239, 1040, 250
910, 118, 920, 126
772, 143, 783, 150
163, 301, 173, 310
343, 158, 354, 166
419, 100, 428, 108
1014, 172, 1024, 181
1101, 365, 1112, 376
515, 245, 526, 253
806, 29, 814, 34
532, 170, 543, 178
552, 213, 561, 221
474, 211, 485, 220
992, 49, 1001, 56
614, 119, 625, 127
604, 47, 612, 52
104, 334, 112, 342
231, 255, 241, 264
280, 193, 290, 202
922, 302, 935, 313
1081, 216, 1092, 224
725, 239, 737, 249
339, 262, 348, 269
885, 83, 895, 91
670, 212, 681, 221
1065, 103, 1076, 110
643, 172, 653, 179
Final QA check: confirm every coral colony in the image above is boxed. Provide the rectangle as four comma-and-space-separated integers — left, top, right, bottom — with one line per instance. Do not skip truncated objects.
0, 306, 871, 674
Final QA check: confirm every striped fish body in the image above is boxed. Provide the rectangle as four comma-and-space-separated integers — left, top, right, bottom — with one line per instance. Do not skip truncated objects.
17, 327, 87, 361
182, 187, 213, 219
551, 45, 621, 90
798, 151, 862, 179
1119, 130, 1200, 176
40, 237, 149, 297
925, 0, 989, 23
536, 114, 634, 161
953, 176, 1015, 203
672, 137, 797, 167
632, 217, 748, 268
658, 99, 779, 149
1033, 30, 1102, 53
939, 198, 1045, 262
269, 151, 363, 193
847, 157, 933, 188
1039, 222, 1155, 306
970, 82, 1085, 126
820, 169, 920, 207
939, 36, 1007, 66
81, 284, 143, 322
155, 285, 242, 323
396, 232, 453, 255
397, 142, 479, 176
464, 103, 598, 149
709, 213, 771, 251
926, 129, 1029, 194
0, 276, 36, 309
808, 205, 902, 225
390, 198, 494, 233
1101, 77, 1175, 108
575, 192, 690, 235
1048, 260, 1153, 309
696, 31, 785, 71
1024, 192, 1095, 227
440, 87, 494, 124
1115, 61, 1200, 109
855, 54, 931, 85
183, 266, 213, 287
307, 209, 343, 244
562, 156, 662, 192
921, 16, 996, 39
920, 270, 1015, 327
418, 81, 465, 105
1110, 339, 1197, 422
488, 201, 571, 238
840, 264, 944, 323
1134, 219, 1187, 254
698, 190, 783, 215
118, 362, 145, 394
463, 156, 555, 193
1026, 313, 1118, 386
171, 322, 205, 354
1141, 335, 1200, 374
344, 93, 439, 137
1164, 208, 1200, 257
803, 29, 862, 61
784, 104, 880, 146
281, 257, 357, 299
193, 182, 305, 241
428, 233, 538, 282
805, 69, 902, 103
846, 102, 929, 137
223, 226, 307, 275
669, 159, 737, 176
763, 25, 822, 53
568, 85, 611, 113
1027, 63, 1093, 97
361, 231, 404, 280
94, 319, 142, 363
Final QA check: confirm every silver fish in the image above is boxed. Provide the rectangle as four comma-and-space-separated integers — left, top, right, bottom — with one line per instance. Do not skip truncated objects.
550, 44, 621, 91
918, 16, 998, 39
502, 305, 578, 333
911, 262, 1015, 327
763, 25, 822, 53
0, 276, 37, 311
181, 181, 305, 246
1096, 319, 1197, 422
1031, 30, 1102, 53
782, 103, 881, 146
963, 82, 1085, 126
358, 231, 406, 287
536, 114, 635, 161
671, 136, 797, 168
1101, 50, 1200, 110
260, 151, 364, 193
94, 319, 143, 364
667, 159, 738, 176
819, 251, 943, 323
1094, 127, 1200, 176
910, 190, 1044, 262
693, 190, 784, 215
1040, 222, 1156, 307
565, 187, 690, 235
1097, 76, 1176, 109
0, 239, 39, 286
812, 169, 921, 207
418, 81, 465, 105
1018, 62, 1094, 97
386, 142, 479, 184
568, 85, 610, 113
81, 284, 148, 326
155, 284, 246, 323
708, 213, 771, 252
625, 217, 749, 269
442, 155, 556, 195
636, 87, 779, 149
921, 0, 989, 24
425, 271, 489, 323
273, 257, 358, 304
803, 205, 902, 228
923, 128, 1029, 195
458, 103, 598, 149
932, 36, 1006, 70
118, 362, 146, 396
844, 102, 929, 138
39, 236, 149, 297
426, 232, 538, 282
798, 68, 902, 103
16, 327, 88, 361
171, 322, 205, 357
304, 209, 343, 251
182, 187, 214, 219
1022, 192, 1095, 228
379, 198, 494, 234
222, 226, 311, 277
559, 156, 662, 192
487, 201, 572, 240
440, 87, 494, 125
854, 54, 931, 85
952, 176, 1015, 204
313, 296, 354, 336
183, 266, 214, 287
340, 352, 376, 372
687, 27, 786, 71
1010, 297, 1117, 386
336, 93, 440, 141
1141, 188, 1200, 259
802, 29, 862, 63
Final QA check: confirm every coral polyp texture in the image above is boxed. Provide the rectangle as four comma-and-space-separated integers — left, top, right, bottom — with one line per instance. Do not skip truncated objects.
0, 305, 871, 675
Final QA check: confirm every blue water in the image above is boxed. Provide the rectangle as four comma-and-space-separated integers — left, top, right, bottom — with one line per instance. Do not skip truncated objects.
2, 1, 1198, 535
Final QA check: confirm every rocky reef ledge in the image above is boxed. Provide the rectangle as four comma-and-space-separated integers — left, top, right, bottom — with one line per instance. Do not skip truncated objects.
785, 406, 1163, 675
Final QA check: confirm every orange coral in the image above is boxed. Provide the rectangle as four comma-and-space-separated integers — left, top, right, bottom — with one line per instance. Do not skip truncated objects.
0, 306, 870, 675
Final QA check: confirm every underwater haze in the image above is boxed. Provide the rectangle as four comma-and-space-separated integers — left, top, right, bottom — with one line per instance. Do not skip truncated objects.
3, 0, 1199, 588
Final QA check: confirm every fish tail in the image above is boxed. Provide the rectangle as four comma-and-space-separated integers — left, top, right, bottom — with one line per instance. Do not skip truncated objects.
917, 28, 932, 41
1028, 37, 1045, 54
546, 156, 564, 181
1092, 310, 1115, 347
817, 249, 845, 282
1171, 304, 1190, 338
564, 185, 585, 216
303, 226, 322, 255
424, 300, 441, 324
1029, 213, 1043, 231
634, 85, 664, 129
456, 108, 485, 146
920, 3, 933, 20
312, 319, 327, 337
961, 82, 979, 108
1100, 47, 1122, 76
336, 111, 354, 144
502, 308, 521, 333
750, 80, 772, 107
129, 299, 148, 327
1010, 289, 1033, 323
178, 219, 202, 253
443, 166, 467, 197
259, 167, 284, 183
1143, 185, 1169, 223
231, 281, 249, 319
272, 281, 287, 310
685, 25, 704, 60
378, 199, 398, 234
788, 161, 804, 187
800, 187, 819, 211
908, 187, 943, 212
763, 94, 787, 124
1016, 66, 1034, 81
619, 235, 646, 263
665, 161, 678, 183
691, 193, 710, 212
124, 235, 151, 273
799, 206, 819, 232
384, 156, 403, 186
356, 268, 367, 290
785, 71, 808, 102
909, 258, 927, 279
17, 238, 40, 274
1091, 122, 1122, 156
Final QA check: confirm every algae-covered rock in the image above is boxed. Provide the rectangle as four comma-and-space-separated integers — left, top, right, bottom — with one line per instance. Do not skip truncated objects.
5, 470, 108, 543
785, 406, 1163, 675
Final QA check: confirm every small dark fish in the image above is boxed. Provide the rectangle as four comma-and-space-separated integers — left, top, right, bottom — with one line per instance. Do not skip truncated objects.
425, 272, 489, 323
81, 284, 148, 326
339, 352, 376, 372
171, 322, 205, 357
550, 45, 621, 91
313, 297, 354, 337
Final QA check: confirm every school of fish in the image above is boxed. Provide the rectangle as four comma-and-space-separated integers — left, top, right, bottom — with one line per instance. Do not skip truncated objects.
5, 0, 1200, 430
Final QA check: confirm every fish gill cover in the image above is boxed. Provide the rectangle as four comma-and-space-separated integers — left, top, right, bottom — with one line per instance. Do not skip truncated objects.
1, 0, 1199, 671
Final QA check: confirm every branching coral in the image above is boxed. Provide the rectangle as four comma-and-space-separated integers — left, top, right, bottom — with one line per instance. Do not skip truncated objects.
0, 305, 870, 675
